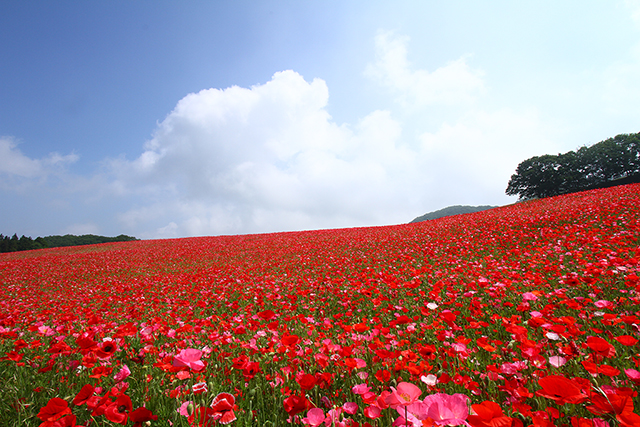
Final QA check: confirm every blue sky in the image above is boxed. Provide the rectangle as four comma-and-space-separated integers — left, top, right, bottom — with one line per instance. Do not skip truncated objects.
1, 1, 640, 239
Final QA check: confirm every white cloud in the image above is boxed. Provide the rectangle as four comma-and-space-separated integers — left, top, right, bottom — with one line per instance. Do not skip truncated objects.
0, 137, 44, 178
103, 33, 564, 238
625, 0, 640, 26
419, 108, 558, 206
365, 31, 485, 108
0, 136, 78, 189
111, 70, 425, 237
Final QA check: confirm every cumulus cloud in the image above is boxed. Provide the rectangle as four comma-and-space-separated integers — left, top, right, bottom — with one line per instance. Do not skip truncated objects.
2, 31, 563, 238
103, 32, 560, 238
0, 136, 78, 187
110, 70, 424, 237
365, 31, 485, 108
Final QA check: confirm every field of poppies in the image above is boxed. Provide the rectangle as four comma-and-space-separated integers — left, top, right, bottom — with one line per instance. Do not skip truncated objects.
1, 184, 639, 427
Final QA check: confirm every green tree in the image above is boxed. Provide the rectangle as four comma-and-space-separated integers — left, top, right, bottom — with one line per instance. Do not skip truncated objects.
506, 132, 640, 200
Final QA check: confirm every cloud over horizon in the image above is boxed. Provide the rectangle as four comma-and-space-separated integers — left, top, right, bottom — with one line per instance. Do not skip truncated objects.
109, 70, 426, 238
103, 33, 542, 238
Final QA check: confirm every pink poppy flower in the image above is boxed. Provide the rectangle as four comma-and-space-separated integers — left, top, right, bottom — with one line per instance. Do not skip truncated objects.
386, 382, 422, 408
624, 368, 640, 383
114, 364, 131, 383
421, 393, 470, 426
352, 383, 371, 395
173, 348, 205, 372
177, 401, 193, 417
364, 405, 382, 419
303, 408, 325, 426
549, 356, 566, 368
342, 402, 358, 415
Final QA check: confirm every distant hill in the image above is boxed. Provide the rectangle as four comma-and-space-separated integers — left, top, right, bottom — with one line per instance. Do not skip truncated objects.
410, 205, 497, 223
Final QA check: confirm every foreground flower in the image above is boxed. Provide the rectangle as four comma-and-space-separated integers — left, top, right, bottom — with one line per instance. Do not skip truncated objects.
386, 382, 423, 408
303, 408, 326, 426
283, 393, 311, 417
37, 398, 74, 426
468, 400, 522, 427
536, 375, 587, 405
104, 394, 133, 424
420, 393, 470, 426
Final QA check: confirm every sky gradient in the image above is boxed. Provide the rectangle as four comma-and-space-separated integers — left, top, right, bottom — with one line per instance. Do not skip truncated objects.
2, 1, 640, 238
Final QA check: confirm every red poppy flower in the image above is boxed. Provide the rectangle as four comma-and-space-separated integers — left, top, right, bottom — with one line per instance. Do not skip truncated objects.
586, 392, 634, 417
210, 392, 237, 424
72, 384, 95, 406
104, 394, 133, 424
598, 364, 621, 377
95, 340, 118, 359
189, 407, 216, 427
75, 336, 97, 355
281, 333, 300, 347
586, 337, 615, 359
129, 407, 158, 427
617, 411, 640, 427
37, 397, 72, 423
242, 361, 260, 380
536, 375, 587, 405
257, 309, 275, 320
283, 393, 310, 416
468, 400, 522, 427
296, 373, 317, 390
614, 335, 638, 346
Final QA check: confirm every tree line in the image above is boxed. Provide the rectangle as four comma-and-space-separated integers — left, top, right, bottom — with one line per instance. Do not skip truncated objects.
0, 234, 138, 253
506, 132, 640, 200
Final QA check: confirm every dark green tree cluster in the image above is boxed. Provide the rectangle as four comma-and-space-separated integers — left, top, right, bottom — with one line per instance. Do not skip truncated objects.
0, 234, 138, 253
0, 234, 48, 253
506, 132, 640, 200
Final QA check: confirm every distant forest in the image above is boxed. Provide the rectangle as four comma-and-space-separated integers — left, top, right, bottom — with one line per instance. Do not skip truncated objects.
506, 132, 640, 200
0, 234, 138, 253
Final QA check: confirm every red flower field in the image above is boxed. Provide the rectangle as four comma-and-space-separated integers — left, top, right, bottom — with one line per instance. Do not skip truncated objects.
1, 184, 639, 426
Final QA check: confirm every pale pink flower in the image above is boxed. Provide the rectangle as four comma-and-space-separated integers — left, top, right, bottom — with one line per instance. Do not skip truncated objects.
385, 382, 422, 408
421, 374, 438, 386
303, 408, 325, 427
522, 292, 538, 302
357, 371, 369, 380
549, 356, 566, 368
594, 299, 612, 309
421, 393, 469, 426
173, 348, 205, 372
177, 401, 193, 417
